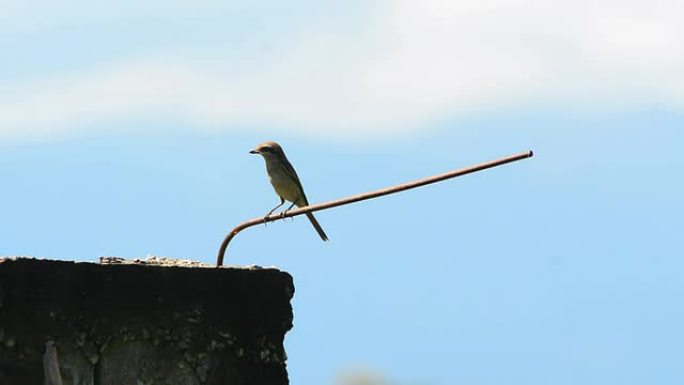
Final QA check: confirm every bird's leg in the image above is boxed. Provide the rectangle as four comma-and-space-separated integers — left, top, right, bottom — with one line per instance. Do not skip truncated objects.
280, 202, 297, 221
265, 198, 285, 225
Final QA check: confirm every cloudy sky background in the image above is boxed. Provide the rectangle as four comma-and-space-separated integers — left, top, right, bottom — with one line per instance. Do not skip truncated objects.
3, 0, 684, 140
2, 1, 683, 384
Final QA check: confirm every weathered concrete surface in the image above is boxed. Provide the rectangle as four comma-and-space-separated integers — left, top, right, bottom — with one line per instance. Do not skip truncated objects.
0, 257, 294, 385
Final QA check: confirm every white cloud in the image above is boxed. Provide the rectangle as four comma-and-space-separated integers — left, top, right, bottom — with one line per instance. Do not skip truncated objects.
1, 0, 682, 141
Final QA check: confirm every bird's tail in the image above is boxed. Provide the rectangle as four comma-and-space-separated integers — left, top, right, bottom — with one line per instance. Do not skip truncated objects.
305, 212, 329, 241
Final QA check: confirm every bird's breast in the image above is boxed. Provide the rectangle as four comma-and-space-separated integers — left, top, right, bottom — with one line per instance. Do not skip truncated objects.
265, 161, 301, 203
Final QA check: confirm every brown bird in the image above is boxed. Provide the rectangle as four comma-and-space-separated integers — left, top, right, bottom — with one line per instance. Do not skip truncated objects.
249, 141, 329, 241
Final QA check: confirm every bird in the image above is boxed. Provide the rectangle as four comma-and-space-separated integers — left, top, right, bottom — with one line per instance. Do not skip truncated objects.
250, 141, 329, 241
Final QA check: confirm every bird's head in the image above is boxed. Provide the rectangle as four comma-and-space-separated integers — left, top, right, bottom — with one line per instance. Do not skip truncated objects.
249, 141, 284, 158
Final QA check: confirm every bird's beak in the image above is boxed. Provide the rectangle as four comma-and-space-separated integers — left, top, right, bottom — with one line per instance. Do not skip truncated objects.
249, 149, 259, 154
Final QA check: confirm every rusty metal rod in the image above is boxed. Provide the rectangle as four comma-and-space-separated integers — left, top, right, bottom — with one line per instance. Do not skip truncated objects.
217, 150, 533, 266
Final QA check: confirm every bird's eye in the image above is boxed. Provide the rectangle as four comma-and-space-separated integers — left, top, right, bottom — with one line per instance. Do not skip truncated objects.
261, 147, 272, 153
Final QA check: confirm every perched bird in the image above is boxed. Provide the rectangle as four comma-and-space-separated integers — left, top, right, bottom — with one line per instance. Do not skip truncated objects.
250, 141, 329, 241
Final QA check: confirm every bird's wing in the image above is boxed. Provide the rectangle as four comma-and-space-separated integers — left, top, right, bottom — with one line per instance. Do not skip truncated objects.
280, 156, 310, 206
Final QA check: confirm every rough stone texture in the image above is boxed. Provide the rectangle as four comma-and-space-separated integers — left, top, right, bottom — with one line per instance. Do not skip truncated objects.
0, 257, 294, 385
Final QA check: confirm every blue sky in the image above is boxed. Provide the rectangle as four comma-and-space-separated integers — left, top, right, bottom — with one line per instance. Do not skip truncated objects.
1, 1, 683, 384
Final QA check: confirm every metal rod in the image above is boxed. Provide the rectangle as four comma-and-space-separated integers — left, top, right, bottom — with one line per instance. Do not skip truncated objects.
217, 150, 533, 266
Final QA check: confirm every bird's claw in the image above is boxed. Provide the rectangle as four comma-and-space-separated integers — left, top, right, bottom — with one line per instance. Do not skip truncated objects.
279, 210, 295, 222
263, 211, 277, 226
